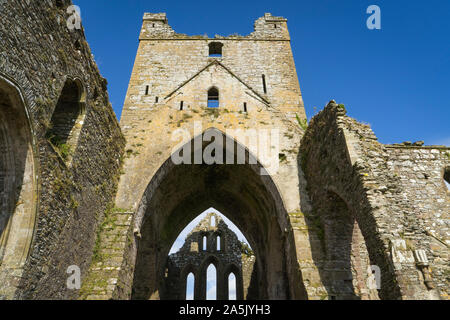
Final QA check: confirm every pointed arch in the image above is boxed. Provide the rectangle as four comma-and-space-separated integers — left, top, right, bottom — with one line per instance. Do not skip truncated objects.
130, 128, 307, 300
0, 74, 38, 299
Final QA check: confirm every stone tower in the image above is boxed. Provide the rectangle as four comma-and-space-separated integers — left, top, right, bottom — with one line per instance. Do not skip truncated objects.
113, 12, 309, 300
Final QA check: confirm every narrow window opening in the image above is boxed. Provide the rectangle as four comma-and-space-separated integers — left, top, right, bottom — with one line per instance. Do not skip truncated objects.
208, 87, 219, 108
262, 75, 267, 94
145, 85, 149, 95
444, 168, 450, 190
155, 96, 159, 103
180, 101, 184, 111
211, 216, 216, 227
208, 42, 223, 57
243, 102, 247, 113
216, 236, 221, 251
274, 24, 277, 29
206, 264, 217, 300
203, 236, 207, 251
228, 273, 237, 300
186, 273, 195, 300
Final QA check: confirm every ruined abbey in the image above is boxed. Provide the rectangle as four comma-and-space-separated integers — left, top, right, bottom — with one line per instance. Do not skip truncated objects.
0, 1, 448, 300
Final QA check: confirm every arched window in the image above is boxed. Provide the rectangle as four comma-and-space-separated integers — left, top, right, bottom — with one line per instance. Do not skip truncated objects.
186, 273, 195, 300
211, 215, 216, 227
207, 87, 219, 108
206, 264, 217, 300
208, 42, 223, 57
46, 79, 86, 163
216, 235, 221, 251
0, 77, 37, 298
228, 273, 237, 300
203, 236, 207, 251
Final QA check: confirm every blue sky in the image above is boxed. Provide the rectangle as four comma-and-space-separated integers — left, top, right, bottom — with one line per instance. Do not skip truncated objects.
73, 0, 449, 146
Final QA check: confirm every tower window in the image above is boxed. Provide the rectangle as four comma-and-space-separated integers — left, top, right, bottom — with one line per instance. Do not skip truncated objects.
243, 102, 247, 113
155, 96, 159, 103
262, 75, 267, 94
145, 86, 149, 95
180, 101, 184, 111
209, 42, 223, 57
207, 87, 219, 108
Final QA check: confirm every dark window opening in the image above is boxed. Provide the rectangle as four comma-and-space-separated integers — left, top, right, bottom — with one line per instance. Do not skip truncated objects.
262, 75, 267, 94
155, 96, 159, 103
180, 101, 184, 111
145, 86, 149, 95
208, 87, 219, 108
209, 42, 223, 57
274, 24, 277, 29
46, 79, 85, 153
444, 168, 450, 189
243, 102, 247, 113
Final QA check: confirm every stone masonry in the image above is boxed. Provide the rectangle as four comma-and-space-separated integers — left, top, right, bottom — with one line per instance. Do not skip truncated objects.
0, 2, 448, 300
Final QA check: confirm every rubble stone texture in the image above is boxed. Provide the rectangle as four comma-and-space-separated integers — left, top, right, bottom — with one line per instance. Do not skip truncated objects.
0, 1, 448, 300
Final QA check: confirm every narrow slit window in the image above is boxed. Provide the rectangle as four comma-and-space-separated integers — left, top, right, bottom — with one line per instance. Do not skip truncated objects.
145, 85, 149, 95
244, 102, 247, 113
186, 273, 195, 300
262, 75, 267, 94
211, 216, 216, 227
203, 236, 207, 251
216, 236, 221, 251
228, 273, 237, 300
207, 87, 219, 108
180, 101, 184, 111
155, 96, 159, 103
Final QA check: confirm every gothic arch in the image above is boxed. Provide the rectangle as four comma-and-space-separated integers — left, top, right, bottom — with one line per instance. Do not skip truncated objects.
46, 77, 86, 164
0, 74, 38, 299
180, 264, 198, 300
224, 263, 244, 300
316, 188, 380, 300
198, 255, 222, 300
130, 128, 307, 300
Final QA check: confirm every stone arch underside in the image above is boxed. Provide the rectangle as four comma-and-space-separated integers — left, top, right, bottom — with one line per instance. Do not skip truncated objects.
0, 75, 37, 299
130, 129, 307, 300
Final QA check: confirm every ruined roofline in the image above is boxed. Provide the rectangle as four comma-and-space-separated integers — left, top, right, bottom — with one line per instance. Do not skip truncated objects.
140, 12, 290, 41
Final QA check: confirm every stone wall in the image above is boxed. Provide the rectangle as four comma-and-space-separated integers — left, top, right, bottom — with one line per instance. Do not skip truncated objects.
300, 101, 449, 300
0, 0, 125, 299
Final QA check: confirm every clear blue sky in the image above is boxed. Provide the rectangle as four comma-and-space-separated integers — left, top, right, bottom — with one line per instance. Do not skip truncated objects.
73, 0, 449, 146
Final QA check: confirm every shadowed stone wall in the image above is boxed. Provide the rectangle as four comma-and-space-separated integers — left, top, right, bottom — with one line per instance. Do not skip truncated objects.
300, 101, 449, 300
0, 0, 125, 299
